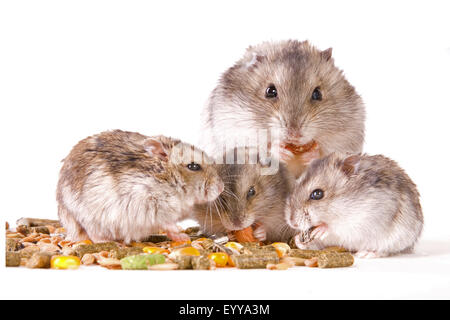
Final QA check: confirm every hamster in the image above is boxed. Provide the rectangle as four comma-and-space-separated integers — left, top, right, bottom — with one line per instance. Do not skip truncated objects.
285, 153, 424, 258
56, 130, 224, 243
193, 150, 297, 242
200, 40, 365, 177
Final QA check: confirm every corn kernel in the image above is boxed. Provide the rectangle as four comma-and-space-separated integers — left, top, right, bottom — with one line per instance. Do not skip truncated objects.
224, 242, 243, 252
50, 255, 81, 270
142, 247, 170, 255
207, 252, 229, 267
271, 242, 291, 258
170, 246, 200, 258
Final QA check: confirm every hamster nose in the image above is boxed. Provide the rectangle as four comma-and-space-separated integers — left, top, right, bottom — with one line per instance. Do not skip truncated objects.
286, 129, 302, 142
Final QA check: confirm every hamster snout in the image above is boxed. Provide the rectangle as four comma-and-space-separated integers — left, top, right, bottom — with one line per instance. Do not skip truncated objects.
286, 153, 424, 257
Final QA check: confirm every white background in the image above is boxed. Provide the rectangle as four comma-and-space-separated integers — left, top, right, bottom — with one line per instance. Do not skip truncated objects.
1, 0, 449, 300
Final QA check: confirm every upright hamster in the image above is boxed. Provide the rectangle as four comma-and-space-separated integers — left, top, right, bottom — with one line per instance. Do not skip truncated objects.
56, 130, 224, 243
200, 40, 365, 177
285, 153, 423, 258
194, 152, 297, 242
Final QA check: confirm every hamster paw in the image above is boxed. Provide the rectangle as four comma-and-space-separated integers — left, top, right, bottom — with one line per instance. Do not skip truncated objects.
167, 231, 190, 242
355, 250, 382, 259
310, 223, 328, 240
252, 224, 267, 242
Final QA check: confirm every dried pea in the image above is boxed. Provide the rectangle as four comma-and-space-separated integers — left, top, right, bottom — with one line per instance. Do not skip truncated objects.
120, 254, 165, 270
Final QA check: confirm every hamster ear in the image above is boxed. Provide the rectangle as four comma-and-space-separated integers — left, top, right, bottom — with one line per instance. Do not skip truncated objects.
342, 154, 361, 177
144, 138, 168, 161
321, 48, 333, 61
243, 51, 265, 69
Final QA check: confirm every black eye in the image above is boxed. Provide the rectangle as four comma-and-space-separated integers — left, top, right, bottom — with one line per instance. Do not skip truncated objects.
310, 189, 324, 200
187, 162, 201, 171
311, 87, 322, 101
247, 186, 256, 199
265, 84, 277, 98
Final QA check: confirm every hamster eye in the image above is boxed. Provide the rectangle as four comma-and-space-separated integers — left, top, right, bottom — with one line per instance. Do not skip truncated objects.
247, 186, 256, 199
265, 85, 277, 98
187, 162, 202, 171
311, 87, 322, 101
310, 189, 324, 200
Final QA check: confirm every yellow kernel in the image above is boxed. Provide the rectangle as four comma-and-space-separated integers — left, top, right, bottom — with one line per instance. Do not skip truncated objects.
50, 255, 81, 270
207, 252, 229, 267
224, 242, 243, 252
271, 242, 291, 258
76, 239, 93, 246
171, 246, 200, 257
142, 247, 170, 255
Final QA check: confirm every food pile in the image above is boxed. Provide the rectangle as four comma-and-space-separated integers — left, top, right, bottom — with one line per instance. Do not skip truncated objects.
5, 218, 354, 270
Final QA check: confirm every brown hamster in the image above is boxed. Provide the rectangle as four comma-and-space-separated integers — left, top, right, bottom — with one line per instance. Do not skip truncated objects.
193, 151, 297, 242
200, 40, 365, 177
56, 130, 224, 243
285, 153, 424, 258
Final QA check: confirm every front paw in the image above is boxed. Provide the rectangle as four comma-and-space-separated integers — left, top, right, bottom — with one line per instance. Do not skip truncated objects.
294, 234, 312, 249
310, 223, 328, 241
355, 251, 384, 259
252, 224, 267, 242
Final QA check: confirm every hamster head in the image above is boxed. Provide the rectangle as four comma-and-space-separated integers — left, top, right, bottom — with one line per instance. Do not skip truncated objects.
197, 160, 291, 234
207, 40, 365, 156
286, 153, 361, 232
145, 136, 224, 204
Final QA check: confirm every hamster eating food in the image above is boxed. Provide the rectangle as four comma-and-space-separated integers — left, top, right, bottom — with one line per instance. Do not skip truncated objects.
285, 153, 424, 258
194, 152, 297, 242
200, 40, 366, 177
56, 130, 224, 243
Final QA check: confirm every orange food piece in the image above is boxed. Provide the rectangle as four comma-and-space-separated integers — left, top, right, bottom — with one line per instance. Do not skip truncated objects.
142, 247, 170, 255
169, 239, 191, 247
271, 242, 291, 258
207, 252, 229, 267
284, 140, 317, 155
50, 255, 81, 270
233, 226, 257, 243
76, 239, 93, 246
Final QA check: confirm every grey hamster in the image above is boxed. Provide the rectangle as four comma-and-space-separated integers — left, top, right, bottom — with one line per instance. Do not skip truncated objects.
200, 40, 365, 177
194, 152, 297, 242
285, 153, 424, 258
56, 130, 224, 243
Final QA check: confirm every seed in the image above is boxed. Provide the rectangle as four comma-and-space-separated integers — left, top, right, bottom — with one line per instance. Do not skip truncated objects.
26, 252, 53, 269
81, 253, 96, 265
271, 242, 291, 257
148, 263, 179, 270
304, 257, 318, 268
266, 262, 291, 270
281, 257, 306, 267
